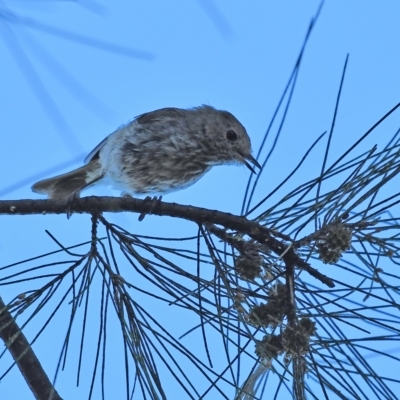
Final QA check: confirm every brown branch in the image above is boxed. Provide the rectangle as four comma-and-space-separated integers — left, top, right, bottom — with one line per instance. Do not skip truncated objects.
0, 197, 334, 287
0, 297, 63, 400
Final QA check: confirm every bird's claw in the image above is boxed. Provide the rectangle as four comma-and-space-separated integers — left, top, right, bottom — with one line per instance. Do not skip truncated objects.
65, 191, 80, 219
138, 196, 162, 221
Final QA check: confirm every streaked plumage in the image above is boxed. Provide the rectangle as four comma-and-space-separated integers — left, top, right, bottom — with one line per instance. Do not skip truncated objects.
32, 105, 260, 199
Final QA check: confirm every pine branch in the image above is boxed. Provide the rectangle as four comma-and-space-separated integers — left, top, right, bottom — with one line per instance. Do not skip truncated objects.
0, 197, 334, 288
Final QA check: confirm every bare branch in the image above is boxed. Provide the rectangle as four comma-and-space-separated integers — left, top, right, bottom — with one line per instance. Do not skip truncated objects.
0, 297, 63, 400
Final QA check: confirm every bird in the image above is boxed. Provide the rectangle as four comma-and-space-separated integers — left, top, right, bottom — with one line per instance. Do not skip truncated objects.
32, 105, 261, 199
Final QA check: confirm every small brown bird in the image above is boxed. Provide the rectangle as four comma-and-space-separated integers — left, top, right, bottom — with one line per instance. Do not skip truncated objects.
32, 105, 261, 199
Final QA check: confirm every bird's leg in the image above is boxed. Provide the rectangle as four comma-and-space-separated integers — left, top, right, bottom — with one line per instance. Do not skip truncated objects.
65, 191, 80, 219
138, 196, 162, 221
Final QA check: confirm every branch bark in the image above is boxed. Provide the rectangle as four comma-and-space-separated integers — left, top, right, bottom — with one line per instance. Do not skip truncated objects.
0, 297, 63, 400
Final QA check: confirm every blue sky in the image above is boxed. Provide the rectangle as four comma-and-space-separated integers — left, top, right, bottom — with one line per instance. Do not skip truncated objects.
1, 1, 400, 399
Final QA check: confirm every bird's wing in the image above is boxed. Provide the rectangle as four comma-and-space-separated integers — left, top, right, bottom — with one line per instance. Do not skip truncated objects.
85, 108, 184, 164
84, 135, 110, 164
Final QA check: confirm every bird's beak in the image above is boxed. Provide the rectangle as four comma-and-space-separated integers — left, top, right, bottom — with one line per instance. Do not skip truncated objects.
240, 152, 262, 174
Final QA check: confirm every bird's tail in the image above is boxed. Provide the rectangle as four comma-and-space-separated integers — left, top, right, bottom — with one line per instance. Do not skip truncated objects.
32, 159, 104, 199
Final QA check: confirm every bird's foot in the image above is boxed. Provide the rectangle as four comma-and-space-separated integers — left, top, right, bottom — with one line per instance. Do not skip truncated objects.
65, 191, 80, 219
138, 196, 162, 221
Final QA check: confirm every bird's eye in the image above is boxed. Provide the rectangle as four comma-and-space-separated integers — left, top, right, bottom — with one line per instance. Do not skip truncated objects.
226, 130, 238, 141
